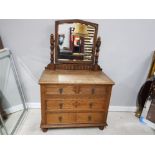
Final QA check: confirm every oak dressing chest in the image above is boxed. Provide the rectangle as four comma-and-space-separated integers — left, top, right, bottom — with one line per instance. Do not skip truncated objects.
39, 19, 114, 132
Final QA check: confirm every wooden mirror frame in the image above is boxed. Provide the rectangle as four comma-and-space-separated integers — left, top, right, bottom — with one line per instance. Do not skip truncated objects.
46, 19, 102, 71
55, 19, 98, 64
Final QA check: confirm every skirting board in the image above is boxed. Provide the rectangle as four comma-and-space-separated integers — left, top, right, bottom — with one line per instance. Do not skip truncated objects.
27, 102, 137, 112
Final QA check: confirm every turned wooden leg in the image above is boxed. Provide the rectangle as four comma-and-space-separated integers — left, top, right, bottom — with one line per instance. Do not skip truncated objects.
41, 128, 48, 132
99, 126, 105, 130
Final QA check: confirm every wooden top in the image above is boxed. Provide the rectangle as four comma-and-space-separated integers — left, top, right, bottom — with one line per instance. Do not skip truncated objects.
39, 70, 114, 85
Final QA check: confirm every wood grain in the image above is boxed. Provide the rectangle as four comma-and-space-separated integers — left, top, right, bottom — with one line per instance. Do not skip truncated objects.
40, 70, 114, 131
39, 70, 114, 85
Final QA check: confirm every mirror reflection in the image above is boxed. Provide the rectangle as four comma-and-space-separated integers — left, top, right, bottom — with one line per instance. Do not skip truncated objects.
58, 23, 95, 62
0, 49, 26, 134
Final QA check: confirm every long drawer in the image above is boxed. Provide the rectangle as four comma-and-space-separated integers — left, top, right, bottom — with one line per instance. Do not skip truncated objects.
45, 85, 108, 96
46, 113, 76, 124
46, 112, 105, 125
46, 99, 107, 111
76, 112, 105, 124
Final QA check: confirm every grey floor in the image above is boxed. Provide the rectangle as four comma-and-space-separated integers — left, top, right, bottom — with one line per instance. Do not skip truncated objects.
17, 109, 155, 135
5, 111, 23, 134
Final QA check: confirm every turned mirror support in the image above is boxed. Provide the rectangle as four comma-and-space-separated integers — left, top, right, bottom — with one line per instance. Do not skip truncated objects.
92, 37, 102, 71
46, 34, 56, 70
50, 34, 55, 64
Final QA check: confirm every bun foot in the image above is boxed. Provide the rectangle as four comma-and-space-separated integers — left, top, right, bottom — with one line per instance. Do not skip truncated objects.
99, 126, 105, 130
41, 128, 48, 132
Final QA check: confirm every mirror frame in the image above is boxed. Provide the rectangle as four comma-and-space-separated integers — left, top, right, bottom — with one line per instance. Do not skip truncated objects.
0, 49, 27, 135
55, 19, 98, 64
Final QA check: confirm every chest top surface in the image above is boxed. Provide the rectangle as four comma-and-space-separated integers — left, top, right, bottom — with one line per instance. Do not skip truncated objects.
39, 70, 114, 85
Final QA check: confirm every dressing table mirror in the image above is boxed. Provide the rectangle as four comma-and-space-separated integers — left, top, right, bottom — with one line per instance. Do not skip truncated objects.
56, 20, 97, 63
39, 19, 114, 132
46, 19, 102, 71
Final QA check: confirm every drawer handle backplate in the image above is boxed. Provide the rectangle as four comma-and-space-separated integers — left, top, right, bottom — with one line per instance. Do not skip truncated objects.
59, 103, 63, 109
89, 103, 93, 108
88, 115, 92, 121
58, 116, 62, 122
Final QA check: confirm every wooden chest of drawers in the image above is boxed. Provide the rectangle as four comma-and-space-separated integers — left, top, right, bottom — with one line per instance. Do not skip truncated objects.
39, 70, 114, 132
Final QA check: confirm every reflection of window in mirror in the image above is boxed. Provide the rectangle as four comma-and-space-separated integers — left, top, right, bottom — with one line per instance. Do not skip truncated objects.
59, 24, 73, 52
58, 34, 65, 49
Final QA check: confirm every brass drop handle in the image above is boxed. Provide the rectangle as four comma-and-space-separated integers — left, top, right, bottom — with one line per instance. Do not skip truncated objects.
91, 88, 95, 94
89, 102, 93, 108
59, 103, 63, 109
88, 115, 92, 121
59, 88, 63, 94
58, 116, 62, 122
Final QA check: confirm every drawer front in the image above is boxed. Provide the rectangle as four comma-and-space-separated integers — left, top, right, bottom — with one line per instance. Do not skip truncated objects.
147, 104, 155, 123
46, 100, 74, 110
77, 99, 106, 110
79, 85, 108, 96
46, 99, 106, 111
76, 112, 105, 124
45, 85, 75, 95
45, 85, 108, 97
46, 113, 76, 124
46, 112, 105, 124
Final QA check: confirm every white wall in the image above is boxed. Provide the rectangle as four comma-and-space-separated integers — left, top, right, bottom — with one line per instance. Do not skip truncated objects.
0, 19, 155, 108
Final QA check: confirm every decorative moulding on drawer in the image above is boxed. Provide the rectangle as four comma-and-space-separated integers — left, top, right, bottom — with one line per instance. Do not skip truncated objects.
27, 102, 137, 112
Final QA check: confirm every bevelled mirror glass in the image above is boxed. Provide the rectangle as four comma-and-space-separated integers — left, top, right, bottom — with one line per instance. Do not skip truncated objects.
55, 20, 98, 63
0, 49, 27, 134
